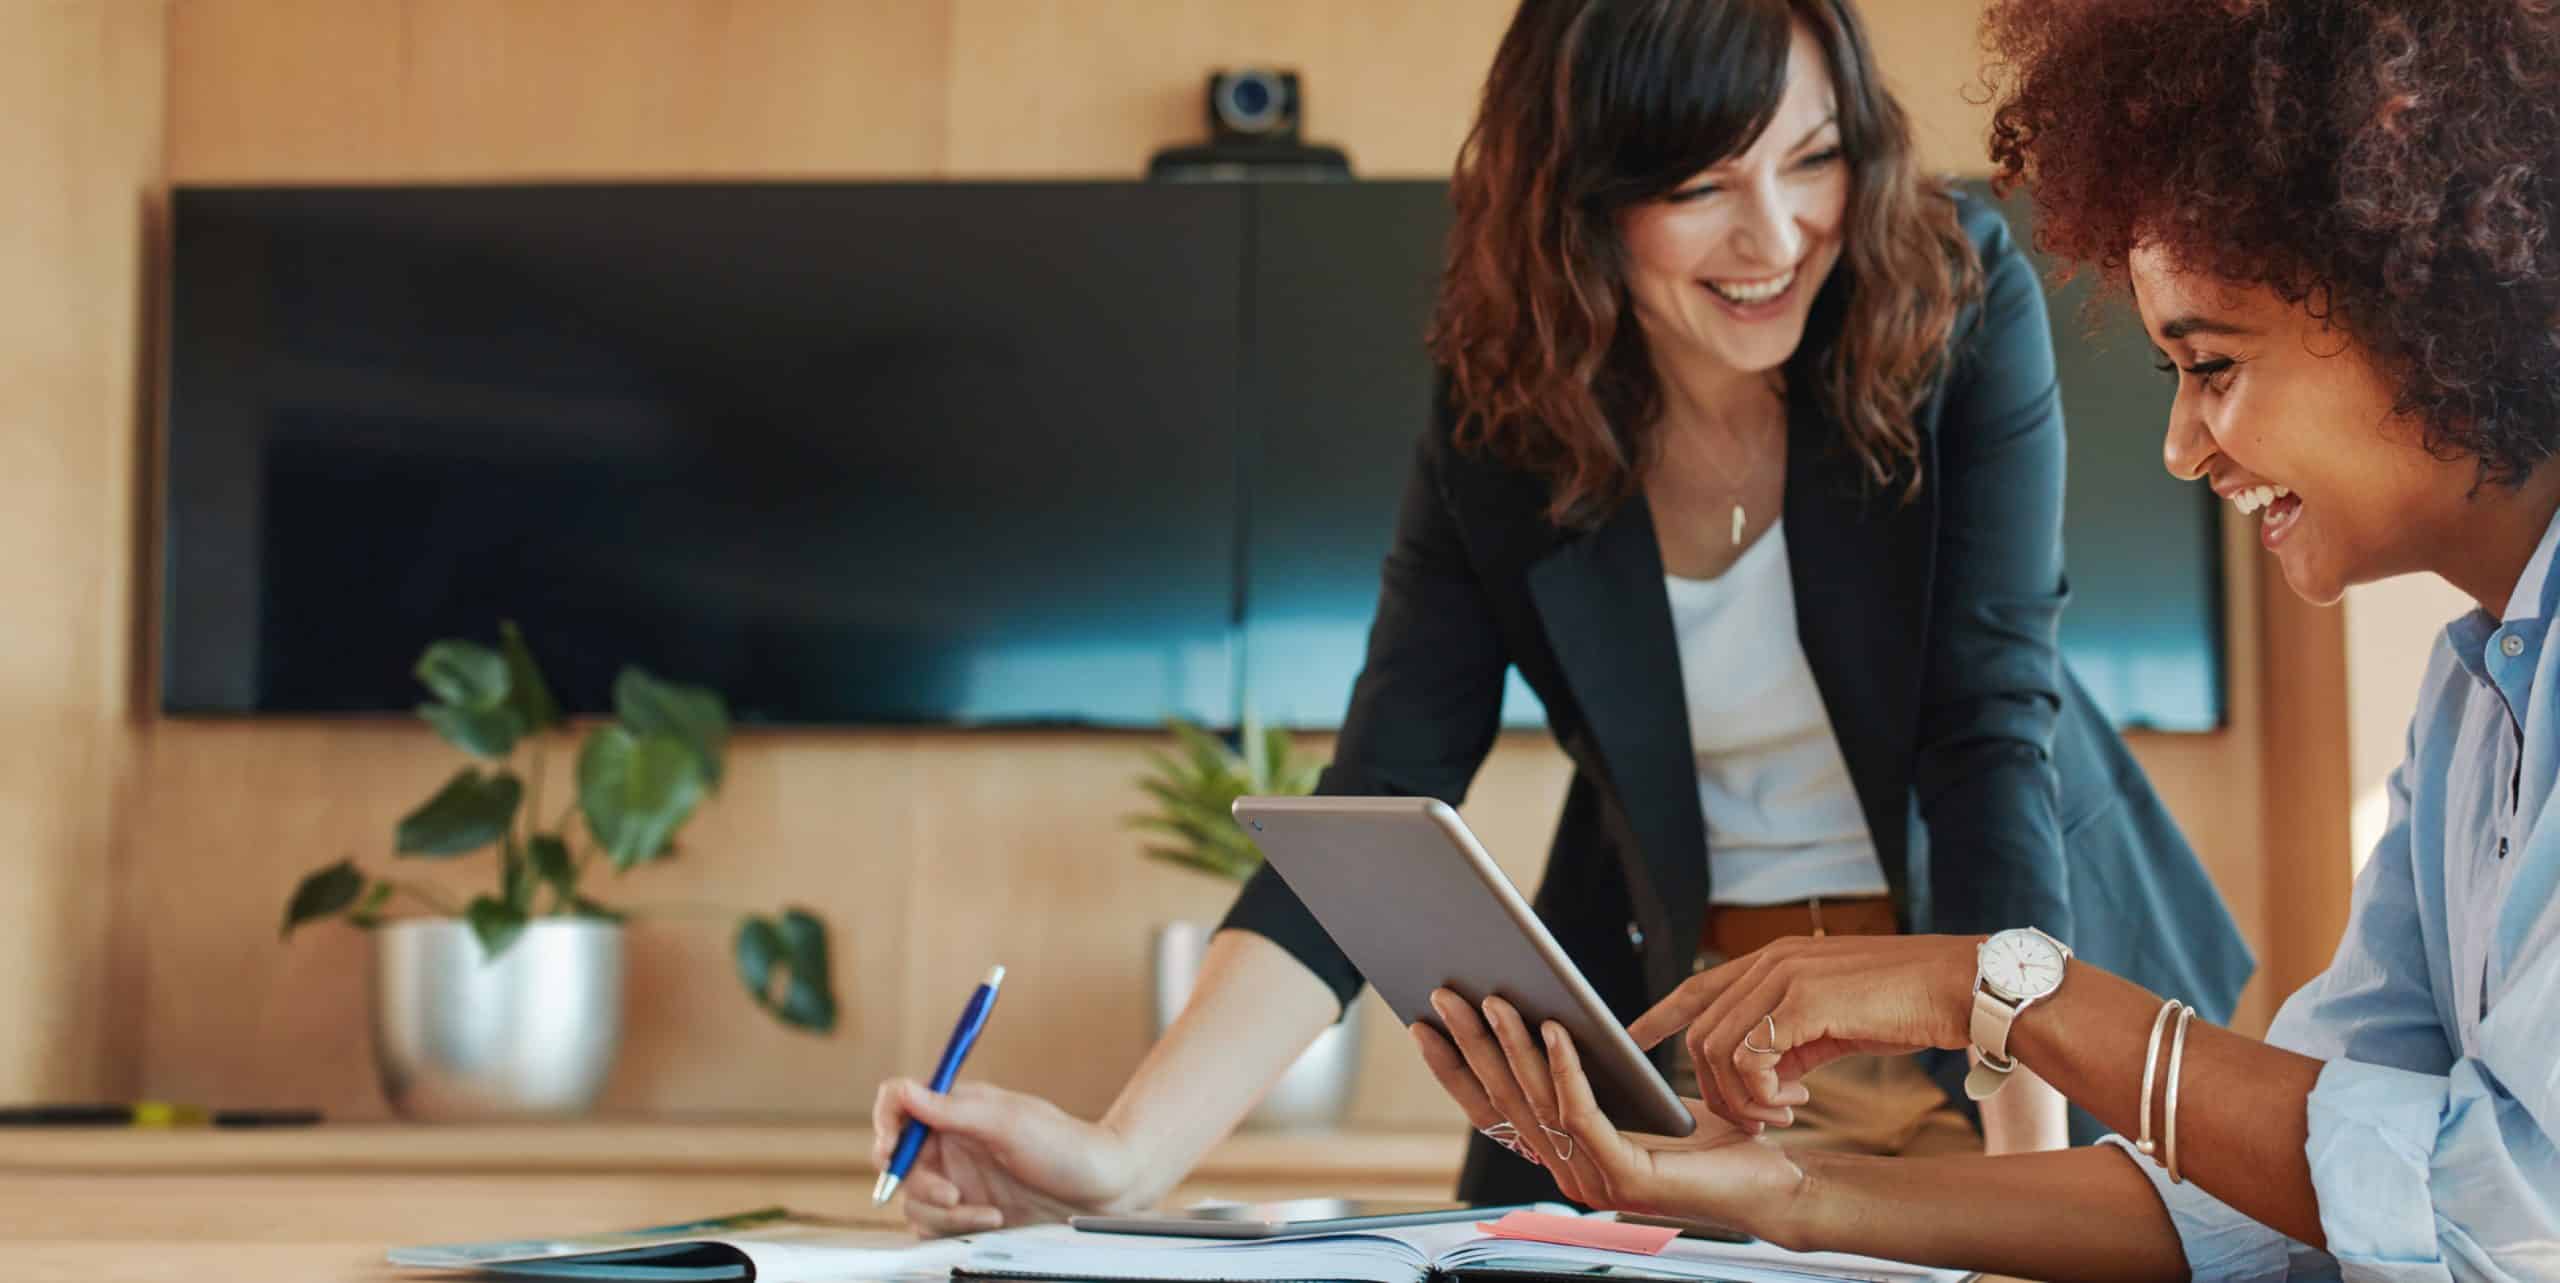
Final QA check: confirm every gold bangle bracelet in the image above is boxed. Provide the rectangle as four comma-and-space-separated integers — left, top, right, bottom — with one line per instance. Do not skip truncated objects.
2165, 1004, 2196, 1184
2137, 999, 2183, 1161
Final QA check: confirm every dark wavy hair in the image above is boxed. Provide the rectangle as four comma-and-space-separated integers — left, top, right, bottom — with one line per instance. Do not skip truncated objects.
1428, 0, 1979, 527
1982, 0, 2560, 486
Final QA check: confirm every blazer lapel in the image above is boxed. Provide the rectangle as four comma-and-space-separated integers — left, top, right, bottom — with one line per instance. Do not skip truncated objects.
1781, 392, 1931, 908
1526, 498, 1709, 994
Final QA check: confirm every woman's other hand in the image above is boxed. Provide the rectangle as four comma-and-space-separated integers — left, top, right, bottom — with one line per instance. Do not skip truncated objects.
1627, 935, 1980, 1133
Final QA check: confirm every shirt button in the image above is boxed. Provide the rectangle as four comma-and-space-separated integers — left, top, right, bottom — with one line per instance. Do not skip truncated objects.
2502, 634, 2526, 657
1625, 921, 1645, 951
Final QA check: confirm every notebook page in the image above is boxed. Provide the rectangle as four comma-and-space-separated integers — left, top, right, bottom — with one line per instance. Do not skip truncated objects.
962, 1222, 1437, 1283
1436, 1232, 1970, 1283
389, 1217, 980, 1279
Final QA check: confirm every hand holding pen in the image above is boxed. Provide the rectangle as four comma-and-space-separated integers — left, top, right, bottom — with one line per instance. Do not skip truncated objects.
875, 965, 1007, 1205
871, 969, 1149, 1237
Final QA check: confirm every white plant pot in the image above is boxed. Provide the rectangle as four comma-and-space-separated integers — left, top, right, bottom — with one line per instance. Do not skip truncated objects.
1151, 920, 1360, 1131
372, 918, 624, 1119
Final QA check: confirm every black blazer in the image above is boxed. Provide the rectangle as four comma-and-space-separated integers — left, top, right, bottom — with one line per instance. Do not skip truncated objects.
1220, 193, 2252, 1202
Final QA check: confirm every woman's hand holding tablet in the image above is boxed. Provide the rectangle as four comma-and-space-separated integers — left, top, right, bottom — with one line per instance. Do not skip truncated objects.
1229, 795, 1695, 1138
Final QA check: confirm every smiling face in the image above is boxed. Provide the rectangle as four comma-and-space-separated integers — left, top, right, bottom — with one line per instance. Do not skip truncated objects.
1615, 17, 1849, 384
2131, 243, 2481, 606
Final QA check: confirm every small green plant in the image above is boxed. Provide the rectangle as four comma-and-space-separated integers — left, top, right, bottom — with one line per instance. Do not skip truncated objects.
280, 621, 837, 1033
1125, 715, 1323, 882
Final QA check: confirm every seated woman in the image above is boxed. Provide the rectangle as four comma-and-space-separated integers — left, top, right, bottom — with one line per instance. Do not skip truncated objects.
1416, 2, 2560, 1280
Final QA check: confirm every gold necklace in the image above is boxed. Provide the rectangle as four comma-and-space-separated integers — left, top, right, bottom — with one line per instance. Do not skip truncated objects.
1677, 417, 1777, 546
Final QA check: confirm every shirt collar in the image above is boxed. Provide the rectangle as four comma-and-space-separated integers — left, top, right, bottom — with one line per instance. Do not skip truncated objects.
2507, 505, 2560, 623
2445, 506, 2560, 681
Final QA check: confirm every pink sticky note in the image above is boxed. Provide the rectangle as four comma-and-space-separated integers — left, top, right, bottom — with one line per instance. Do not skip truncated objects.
1472, 1210, 1678, 1256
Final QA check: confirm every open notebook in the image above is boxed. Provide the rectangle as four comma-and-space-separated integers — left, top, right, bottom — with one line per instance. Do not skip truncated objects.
959, 1214, 1973, 1283
387, 1207, 1973, 1283
385, 1207, 982, 1280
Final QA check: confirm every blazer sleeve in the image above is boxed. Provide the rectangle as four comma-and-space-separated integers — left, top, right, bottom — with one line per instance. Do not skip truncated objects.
1216, 419, 1513, 1013
1915, 203, 2073, 942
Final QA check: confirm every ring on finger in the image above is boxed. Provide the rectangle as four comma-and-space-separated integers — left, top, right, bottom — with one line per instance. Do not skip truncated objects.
1740, 1013, 1781, 1055
1538, 1123, 1575, 1162
1480, 1122, 1541, 1163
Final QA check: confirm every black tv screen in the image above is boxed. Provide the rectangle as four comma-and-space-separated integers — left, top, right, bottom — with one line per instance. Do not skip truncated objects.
164, 179, 2222, 732
167, 184, 1249, 725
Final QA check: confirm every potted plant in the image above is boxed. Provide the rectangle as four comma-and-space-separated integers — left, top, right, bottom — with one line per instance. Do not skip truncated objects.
1126, 717, 1359, 1130
281, 621, 836, 1119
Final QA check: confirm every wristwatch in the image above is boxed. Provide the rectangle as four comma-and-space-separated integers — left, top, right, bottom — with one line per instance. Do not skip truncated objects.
1965, 926, 2072, 1100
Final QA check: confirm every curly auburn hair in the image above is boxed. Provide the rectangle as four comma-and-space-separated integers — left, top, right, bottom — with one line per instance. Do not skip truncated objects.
1428, 0, 1978, 528
1981, 0, 2560, 486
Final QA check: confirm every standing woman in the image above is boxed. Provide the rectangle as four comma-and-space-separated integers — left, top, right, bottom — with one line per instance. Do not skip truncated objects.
871, 0, 2248, 1229
1418, 2, 2560, 1279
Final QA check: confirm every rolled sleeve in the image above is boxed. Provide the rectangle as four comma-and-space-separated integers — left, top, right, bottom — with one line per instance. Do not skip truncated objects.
2095, 1133, 2308, 1282
2304, 1059, 2451, 1278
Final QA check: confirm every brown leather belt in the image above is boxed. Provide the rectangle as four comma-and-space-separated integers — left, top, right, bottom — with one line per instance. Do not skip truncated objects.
1699, 895, 1897, 969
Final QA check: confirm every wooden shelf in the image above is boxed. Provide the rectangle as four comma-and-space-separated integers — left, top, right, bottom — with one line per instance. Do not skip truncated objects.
0, 1120, 1467, 1182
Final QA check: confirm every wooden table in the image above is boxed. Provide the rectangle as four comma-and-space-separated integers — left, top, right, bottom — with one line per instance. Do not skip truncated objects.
0, 1122, 1466, 1282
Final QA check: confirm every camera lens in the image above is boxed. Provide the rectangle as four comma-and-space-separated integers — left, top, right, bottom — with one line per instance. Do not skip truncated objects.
1215, 69, 1286, 135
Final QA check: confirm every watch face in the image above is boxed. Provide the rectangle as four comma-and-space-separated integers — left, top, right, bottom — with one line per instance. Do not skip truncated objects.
1979, 929, 2068, 1002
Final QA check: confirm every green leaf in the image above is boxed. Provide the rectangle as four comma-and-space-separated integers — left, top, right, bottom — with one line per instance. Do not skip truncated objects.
498, 620, 561, 733
613, 668, 730, 787
578, 726, 709, 870
779, 909, 831, 979
1126, 716, 1321, 885
778, 976, 838, 1031
395, 769, 525, 857
418, 700, 524, 759
568, 896, 625, 923
1169, 720, 1238, 782
281, 858, 366, 938
1278, 759, 1324, 797
465, 895, 527, 959
528, 834, 576, 901
343, 881, 395, 928
500, 839, 535, 913
735, 909, 838, 1034
415, 641, 510, 711
735, 917, 783, 996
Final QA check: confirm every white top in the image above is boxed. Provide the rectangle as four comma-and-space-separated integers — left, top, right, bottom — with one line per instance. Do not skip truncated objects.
1665, 520, 1892, 907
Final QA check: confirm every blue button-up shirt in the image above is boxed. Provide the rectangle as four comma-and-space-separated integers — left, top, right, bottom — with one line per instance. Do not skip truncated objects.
2096, 511, 2560, 1281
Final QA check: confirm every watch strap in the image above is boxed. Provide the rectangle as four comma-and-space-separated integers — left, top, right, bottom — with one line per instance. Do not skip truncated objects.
1965, 987, 2021, 1100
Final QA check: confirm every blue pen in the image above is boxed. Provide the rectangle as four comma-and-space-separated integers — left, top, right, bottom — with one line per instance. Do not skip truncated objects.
874, 964, 1005, 1206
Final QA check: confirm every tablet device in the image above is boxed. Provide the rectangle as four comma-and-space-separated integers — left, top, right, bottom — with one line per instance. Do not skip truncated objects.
1069, 1199, 1505, 1239
1230, 795, 1695, 1138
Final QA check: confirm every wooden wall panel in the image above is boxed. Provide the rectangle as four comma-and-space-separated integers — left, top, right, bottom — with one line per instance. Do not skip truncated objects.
168, 0, 954, 182
1, 0, 163, 1102
123, 719, 1572, 1124
98, 0, 2334, 1125
938, 0, 1509, 178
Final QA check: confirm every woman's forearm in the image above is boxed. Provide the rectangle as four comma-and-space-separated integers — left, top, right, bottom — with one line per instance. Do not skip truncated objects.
1097, 927, 1341, 1208
1976, 1057, 2068, 1154
1770, 1147, 2187, 1283
2006, 960, 2326, 1245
